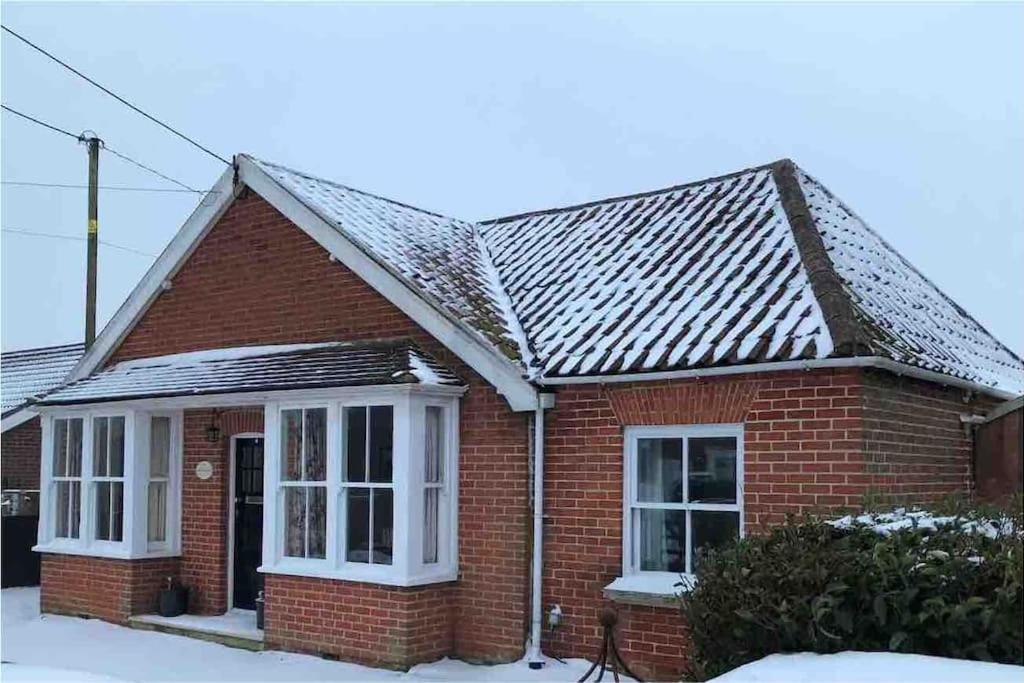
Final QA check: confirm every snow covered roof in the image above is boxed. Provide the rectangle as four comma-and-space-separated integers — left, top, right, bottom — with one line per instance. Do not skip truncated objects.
1, 343, 84, 417
34, 341, 461, 406
239, 155, 1023, 395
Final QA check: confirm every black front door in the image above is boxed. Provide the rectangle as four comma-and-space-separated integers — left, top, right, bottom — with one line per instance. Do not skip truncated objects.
233, 437, 264, 610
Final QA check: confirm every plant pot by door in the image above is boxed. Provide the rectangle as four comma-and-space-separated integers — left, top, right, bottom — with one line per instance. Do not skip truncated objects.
158, 581, 188, 617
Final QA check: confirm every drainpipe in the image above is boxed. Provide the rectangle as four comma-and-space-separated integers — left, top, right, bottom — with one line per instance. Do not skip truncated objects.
528, 393, 555, 669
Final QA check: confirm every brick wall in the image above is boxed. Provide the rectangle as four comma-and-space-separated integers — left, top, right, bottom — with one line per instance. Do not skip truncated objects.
539, 368, 990, 680
101, 192, 530, 663
40, 554, 180, 623
265, 574, 454, 668
1, 417, 41, 490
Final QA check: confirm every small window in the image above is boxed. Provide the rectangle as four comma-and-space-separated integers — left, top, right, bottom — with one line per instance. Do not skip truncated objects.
93, 416, 126, 542
628, 427, 741, 576
280, 408, 327, 559
342, 405, 394, 565
52, 418, 83, 539
148, 416, 172, 544
423, 406, 445, 564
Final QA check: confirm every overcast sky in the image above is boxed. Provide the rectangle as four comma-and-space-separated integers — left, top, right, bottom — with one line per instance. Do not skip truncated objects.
2, 2, 1022, 356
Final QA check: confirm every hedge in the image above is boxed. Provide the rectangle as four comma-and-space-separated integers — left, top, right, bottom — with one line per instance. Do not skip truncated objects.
678, 506, 1023, 681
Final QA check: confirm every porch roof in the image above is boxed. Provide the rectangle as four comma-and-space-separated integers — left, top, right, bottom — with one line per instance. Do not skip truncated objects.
33, 340, 462, 407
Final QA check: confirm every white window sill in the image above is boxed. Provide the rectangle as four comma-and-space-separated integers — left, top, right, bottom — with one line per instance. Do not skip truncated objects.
34, 543, 181, 561
259, 561, 457, 588
603, 573, 696, 607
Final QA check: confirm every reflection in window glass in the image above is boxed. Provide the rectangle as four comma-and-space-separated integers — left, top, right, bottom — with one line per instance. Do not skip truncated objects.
691, 510, 740, 573
637, 438, 683, 503
638, 508, 685, 572
688, 437, 737, 503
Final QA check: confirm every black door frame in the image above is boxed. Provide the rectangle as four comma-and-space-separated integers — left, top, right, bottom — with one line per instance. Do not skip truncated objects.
228, 433, 264, 610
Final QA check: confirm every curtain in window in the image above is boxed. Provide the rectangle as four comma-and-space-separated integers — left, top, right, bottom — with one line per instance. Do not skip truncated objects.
423, 406, 444, 564
148, 417, 171, 544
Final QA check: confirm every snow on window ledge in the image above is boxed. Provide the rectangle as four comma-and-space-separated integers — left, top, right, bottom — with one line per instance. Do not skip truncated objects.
603, 573, 694, 607
258, 562, 457, 588
33, 542, 180, 562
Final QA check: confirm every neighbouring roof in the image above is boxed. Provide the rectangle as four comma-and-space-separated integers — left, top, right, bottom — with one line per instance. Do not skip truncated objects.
1, 343, 85, 418
239, 155, 1023, 395
34, 341, 461, 407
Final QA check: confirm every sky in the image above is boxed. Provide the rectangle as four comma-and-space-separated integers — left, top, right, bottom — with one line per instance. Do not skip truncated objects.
1, 2, 1022, 356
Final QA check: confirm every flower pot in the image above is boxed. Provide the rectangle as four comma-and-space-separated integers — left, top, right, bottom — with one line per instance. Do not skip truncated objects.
158, 584, 188, 617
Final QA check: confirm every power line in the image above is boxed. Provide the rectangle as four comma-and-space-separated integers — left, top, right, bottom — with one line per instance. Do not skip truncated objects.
2, 24, 231, 166
2, 103, 203, 192
2, 180, 204, 194
2, 227, 156, 258
1, 104, 80, 140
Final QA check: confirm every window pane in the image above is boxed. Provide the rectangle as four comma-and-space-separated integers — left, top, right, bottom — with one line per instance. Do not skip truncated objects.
638, 508, 686, 572
688, 437, 737, 504
55, 481, 80, 539
109, 417, 125, 477
67, 418, 83, 477
284, 487, 306, 557
150, 417, 171, 478
93, 417, 109, 476
425, 406, 443, 483
424, 488, 439, 564
372, 489, 393, 565
346, 488, 370, 563
281, 410, 302, 481
148, 481, 167, 543
344, 407, 367, 483
369, 406, 393, 483
308, 487, 326, 559
691, 511, 740, 573
637, 438, 683, 503
53, 419, 68, 476
95, 482, 123, 542
303, 408, 327, 481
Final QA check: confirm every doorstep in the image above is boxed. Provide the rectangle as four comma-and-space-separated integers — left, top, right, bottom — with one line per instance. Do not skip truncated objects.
128, 609, 264, 651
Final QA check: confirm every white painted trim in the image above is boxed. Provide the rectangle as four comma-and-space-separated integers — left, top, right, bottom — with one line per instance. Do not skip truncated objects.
526, 405, 547, 666
35, 383, 467, 413
237, 157, 539, 412
537, 356, 1020, 400
66, 167, 242, 383
620, 423, 744, 593
2, 408, 38, 433
227, 432, 264, 610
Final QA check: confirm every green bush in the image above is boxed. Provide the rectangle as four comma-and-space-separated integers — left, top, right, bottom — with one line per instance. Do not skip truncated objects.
678, 507, 1023, 681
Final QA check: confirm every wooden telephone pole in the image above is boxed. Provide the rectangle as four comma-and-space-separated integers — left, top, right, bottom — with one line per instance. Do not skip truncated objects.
84, 135, 101, 349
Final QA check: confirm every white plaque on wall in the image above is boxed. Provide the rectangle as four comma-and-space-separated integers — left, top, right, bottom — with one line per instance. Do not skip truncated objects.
195, 461, 214, 480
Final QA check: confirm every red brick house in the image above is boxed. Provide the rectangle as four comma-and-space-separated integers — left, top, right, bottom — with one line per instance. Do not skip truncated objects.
26, 156, 1023, 679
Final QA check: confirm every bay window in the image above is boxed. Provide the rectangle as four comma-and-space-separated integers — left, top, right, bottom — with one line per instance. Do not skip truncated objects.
263, 389, 459, 586
36, 410, 182, 559
616, 424, 743, 595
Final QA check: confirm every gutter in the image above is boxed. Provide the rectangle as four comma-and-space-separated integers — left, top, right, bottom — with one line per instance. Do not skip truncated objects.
527, 392, 556, 669
535, 356, 1020, 401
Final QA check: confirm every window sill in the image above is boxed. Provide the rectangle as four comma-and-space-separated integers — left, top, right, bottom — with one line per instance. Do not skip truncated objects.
259, 561, 457, 588
603, 573, 696, 608
33, 542, 181, 561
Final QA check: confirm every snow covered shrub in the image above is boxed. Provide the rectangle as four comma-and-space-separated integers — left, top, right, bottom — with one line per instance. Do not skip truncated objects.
678, 504, 1023, 681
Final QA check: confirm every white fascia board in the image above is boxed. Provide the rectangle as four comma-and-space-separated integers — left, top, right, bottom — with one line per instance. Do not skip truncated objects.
66, 166, 242, 383
537, 356, 1019, 401
237, 157, 539, 412
1, 408, 38, 433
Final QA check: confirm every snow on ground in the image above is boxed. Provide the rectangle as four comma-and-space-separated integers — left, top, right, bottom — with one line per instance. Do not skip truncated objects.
0, 588, 600, 682
708, 651, 1024, 683
829, 507, 1019, 538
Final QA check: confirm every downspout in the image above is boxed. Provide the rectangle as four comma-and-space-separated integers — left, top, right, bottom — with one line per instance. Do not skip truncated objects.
528, 392, 555, 669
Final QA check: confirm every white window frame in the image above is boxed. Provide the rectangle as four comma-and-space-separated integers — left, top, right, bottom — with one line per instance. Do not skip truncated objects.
35, 408, 183, 560
49, 416, 84, 543
261, 386, 460, 587
91, 415, 127, 546
278, 404, 330, 562
619, 424, 744, 593
145, 413, 182, 553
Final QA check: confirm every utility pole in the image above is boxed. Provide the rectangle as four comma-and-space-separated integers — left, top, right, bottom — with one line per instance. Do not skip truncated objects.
84, 135, 101, 349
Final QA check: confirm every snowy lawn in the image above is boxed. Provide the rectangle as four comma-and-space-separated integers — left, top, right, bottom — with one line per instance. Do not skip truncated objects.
708, 651, 1024, 683
0, 588, 599, 682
